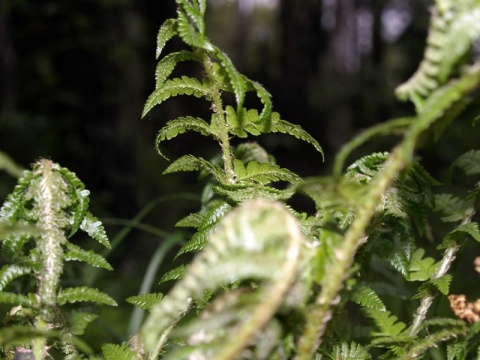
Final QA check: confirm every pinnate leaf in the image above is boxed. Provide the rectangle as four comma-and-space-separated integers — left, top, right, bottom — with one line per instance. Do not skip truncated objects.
156, 18, 178, 59
102, 343, 136, 360
126, 293, 163, 310
0, 264, 32, 291
80, 212, 110, 249
350, 285, 386, 311
58, 286, 117, 306
64, 243, 113, 270
409, 248, 437, 281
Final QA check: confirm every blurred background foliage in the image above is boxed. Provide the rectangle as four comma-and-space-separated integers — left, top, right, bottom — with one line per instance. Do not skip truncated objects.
2, 0, 480, 349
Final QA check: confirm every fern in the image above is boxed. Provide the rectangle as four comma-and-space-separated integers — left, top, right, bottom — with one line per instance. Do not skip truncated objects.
0, 159, 115, 358
350, 285, 386, 311
102, 343, 136, 360
330, 342, 372, 360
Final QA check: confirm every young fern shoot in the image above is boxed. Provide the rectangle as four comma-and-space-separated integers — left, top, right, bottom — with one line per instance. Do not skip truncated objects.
0, 159, 116, 359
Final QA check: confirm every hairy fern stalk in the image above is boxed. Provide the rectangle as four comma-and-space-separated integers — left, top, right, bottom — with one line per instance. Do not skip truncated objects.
0, 159, 116, 359
99, 0, 480, 359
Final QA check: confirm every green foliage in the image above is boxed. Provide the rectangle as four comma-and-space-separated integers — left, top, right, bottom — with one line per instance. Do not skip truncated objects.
4, 0, 480, 359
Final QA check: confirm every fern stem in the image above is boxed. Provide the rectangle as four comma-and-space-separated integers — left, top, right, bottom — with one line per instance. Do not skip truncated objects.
409, 213, 473, 336
202, 53, 235, 183
296, 143, 410, 359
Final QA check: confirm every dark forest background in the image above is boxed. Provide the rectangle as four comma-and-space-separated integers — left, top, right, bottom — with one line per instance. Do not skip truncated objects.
2, 0, 480, 344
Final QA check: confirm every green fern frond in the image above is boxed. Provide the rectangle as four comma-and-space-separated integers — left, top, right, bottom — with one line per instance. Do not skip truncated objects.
430, 274, 452, 295
155, 51, 199, 87
155, 116, 217, 160
80, 212, 110, 249
365, 308, 407, 339
233, 159, 301, 185
64, 243, 113, 270
331, 342, 372, 360
439, 222, 480, 249
102, 343, 136, 360
269, 114, 324, 159
163, 154, 224, 181
247, 79, 273, 123
57, 287, 117, 306
214, 46, 246, 108
350, 285, 386, 311
176, 0, 212, 50
126, 293, 163, 311
156, 18, 178, 59
451, 149, 480, 176
176, 202, 232, 256
159, 265, 188, 284
435, 193, 473, 223
175, 212, 204, 228
234, 142, 271, 164
0, 291, 36, 307
68, 311, 98, 336
213, 183, 296, 202
408, 248, 438, 281
402, 326, 468, 360
0, 171, 35, 223
0, 264, 32, 291
142, 76, 211, 118
395, 3, 480, 110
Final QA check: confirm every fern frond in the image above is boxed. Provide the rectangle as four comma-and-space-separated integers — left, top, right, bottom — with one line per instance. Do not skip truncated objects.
233, 159, 301, 185
126, 293, 163, 311
102, 343, 137, 360
159, 265, 188, 284
408, 248, 438, 281
435, 193, 473, 223
350, 285, 386, 311
155, 50, 199, 87
68, 311, 98, 336
331, 342, 372, 360
155, 117, 217, 160
214, 46, 246, 108
175, 212, 204, 228
163, 154, 224, 181
0, 291, 36, 307
213, 183, 296, 202
176, 0, 211, 50
64, 243, 113, 270
142, 76, 211, 118
439, 222, 480, 249
176, 201, 232, 256
365, 308, 407, 339
80, 212, 110, 249
156, 18, 178, 59
269, 114, 324, 159
57, 287, 117, 306
247, 79, 273, 124
0, 264, 32, 291
430, 274, 452, 295
235, 142, 271, 164
0, 170, 35, 223
451, 149, 480, 176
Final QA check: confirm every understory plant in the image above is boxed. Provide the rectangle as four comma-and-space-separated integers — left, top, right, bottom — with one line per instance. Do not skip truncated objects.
3, 0, 480, 359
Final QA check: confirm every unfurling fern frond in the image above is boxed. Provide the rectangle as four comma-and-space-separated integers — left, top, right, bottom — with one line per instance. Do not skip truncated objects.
395, 2, 480, 110
141, 200, 306, 358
